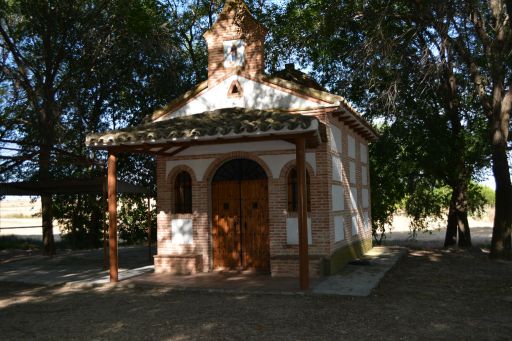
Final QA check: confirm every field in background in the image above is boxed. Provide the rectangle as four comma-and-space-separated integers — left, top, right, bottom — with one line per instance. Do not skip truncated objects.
0, 197, 495, 246
383, 209, 494, 246
0, 197, 61, 241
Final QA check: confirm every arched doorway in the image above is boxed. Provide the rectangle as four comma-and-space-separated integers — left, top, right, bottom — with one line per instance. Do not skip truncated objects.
211, 158, 269, 271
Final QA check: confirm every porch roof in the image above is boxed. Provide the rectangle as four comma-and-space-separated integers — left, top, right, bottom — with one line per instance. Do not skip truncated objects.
85, 108, 324, 155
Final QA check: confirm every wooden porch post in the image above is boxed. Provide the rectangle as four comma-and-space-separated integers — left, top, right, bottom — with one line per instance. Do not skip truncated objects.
102, 187, 108, 271
296, 136, 309, 290
108, 152, 119, 282
147, 195, 152, 262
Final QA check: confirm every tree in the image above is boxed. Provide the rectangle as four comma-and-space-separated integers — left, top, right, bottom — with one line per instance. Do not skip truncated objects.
268, 0, 490, 248
408, 0, 511, 257
0, 0, 185, 253
1, 1, 85, 255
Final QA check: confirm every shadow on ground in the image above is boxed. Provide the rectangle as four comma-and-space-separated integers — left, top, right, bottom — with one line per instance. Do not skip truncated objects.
1, 245, 511, 340
0, 246, 156, 285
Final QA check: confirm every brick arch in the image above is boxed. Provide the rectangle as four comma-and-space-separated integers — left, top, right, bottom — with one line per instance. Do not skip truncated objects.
204, 151, 273, 184
280, 159, 314, 214
166, 165, 197, 216
278, 159, 316, 180
166, 164, 198, 186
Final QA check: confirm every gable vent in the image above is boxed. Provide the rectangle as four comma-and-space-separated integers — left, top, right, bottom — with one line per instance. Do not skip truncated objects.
227, 80, 243, 98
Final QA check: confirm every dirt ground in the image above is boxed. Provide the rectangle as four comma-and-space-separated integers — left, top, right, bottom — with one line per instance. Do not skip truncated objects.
0, 202, 509, 340
1, 244, 511, 340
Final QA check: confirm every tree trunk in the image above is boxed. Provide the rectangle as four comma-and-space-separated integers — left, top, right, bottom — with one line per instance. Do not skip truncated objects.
40, 144, 55, 256
489, 118, 512, 259
440, 62, 472, 248
445, 183, 472, 248
488, 63, 512, 258
457, 212, 472, 248
444, 206, 457, 247
456, 192, 472, 248
40, 87, 56, 255
89, 195, 103, 248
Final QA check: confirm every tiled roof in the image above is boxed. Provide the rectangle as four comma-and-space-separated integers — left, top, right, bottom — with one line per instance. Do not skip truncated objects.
271, 66, 326, 92
86, 108, 321, 148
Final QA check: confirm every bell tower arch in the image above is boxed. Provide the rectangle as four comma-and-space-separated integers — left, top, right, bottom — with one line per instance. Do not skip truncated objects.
203, 0, 267, 87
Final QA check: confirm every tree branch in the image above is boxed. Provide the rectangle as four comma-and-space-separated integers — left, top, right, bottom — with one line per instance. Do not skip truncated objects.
412, 0, 495, 117
448, 25, 493, 116
506, 0, 512, 31
468, 2, 492, 60
0, 21, 39, 108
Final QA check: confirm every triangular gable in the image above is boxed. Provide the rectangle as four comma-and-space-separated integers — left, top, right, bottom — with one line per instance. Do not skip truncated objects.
153, 74, 340, 121
151, 81, 208, 121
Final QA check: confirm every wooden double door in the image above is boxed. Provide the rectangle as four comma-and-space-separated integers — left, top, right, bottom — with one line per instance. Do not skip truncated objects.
212, 178, 269, 271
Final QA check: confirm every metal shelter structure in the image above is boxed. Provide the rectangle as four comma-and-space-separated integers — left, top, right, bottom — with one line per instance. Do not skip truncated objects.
0, 178, 150, 196
0, 177, 153, 268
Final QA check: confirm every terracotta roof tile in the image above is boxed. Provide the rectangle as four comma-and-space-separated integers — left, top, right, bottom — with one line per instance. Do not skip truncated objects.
86, 108, 320, 148
271, 66, 326, 92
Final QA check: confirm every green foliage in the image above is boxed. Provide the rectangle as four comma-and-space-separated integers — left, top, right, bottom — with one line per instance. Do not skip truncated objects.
0, 0, 193, 247
404, 184, 451, 231
270, 0, 495, 245
403, 182, 491, 223
53, 194, 104, 249
476, 184, 496, 208
118, 195, 156, 245
368, 125, 408, 243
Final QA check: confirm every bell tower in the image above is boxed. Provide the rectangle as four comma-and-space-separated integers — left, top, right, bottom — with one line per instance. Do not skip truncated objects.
203, 0, 267, 87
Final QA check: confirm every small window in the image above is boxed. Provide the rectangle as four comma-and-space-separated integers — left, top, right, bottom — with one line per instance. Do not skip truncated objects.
174, 171, 192, 214
227, 80, 243, 98
287, 167, 311, 212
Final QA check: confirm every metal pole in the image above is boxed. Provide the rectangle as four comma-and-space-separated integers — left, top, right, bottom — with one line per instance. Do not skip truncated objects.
108, 152, 119, 282
296, 136, 309, 290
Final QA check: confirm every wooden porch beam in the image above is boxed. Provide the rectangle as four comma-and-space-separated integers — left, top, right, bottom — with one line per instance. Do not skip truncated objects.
108, 152, 119, 283
295, 136, 309, 290
334, 110, 378, 141
156, 146, 170, 154
166, 145, 190, 157
91, 132, 320, 155
354, 127, 367, 135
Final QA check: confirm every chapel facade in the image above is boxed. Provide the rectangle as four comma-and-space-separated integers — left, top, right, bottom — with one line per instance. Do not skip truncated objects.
86, 0, 377, 280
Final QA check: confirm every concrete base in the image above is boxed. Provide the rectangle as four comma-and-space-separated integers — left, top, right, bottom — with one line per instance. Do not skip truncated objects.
313, 246, 406, 296
154, 254, 203, 275
325, 238, 373, 275
270, 255, 324, 278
